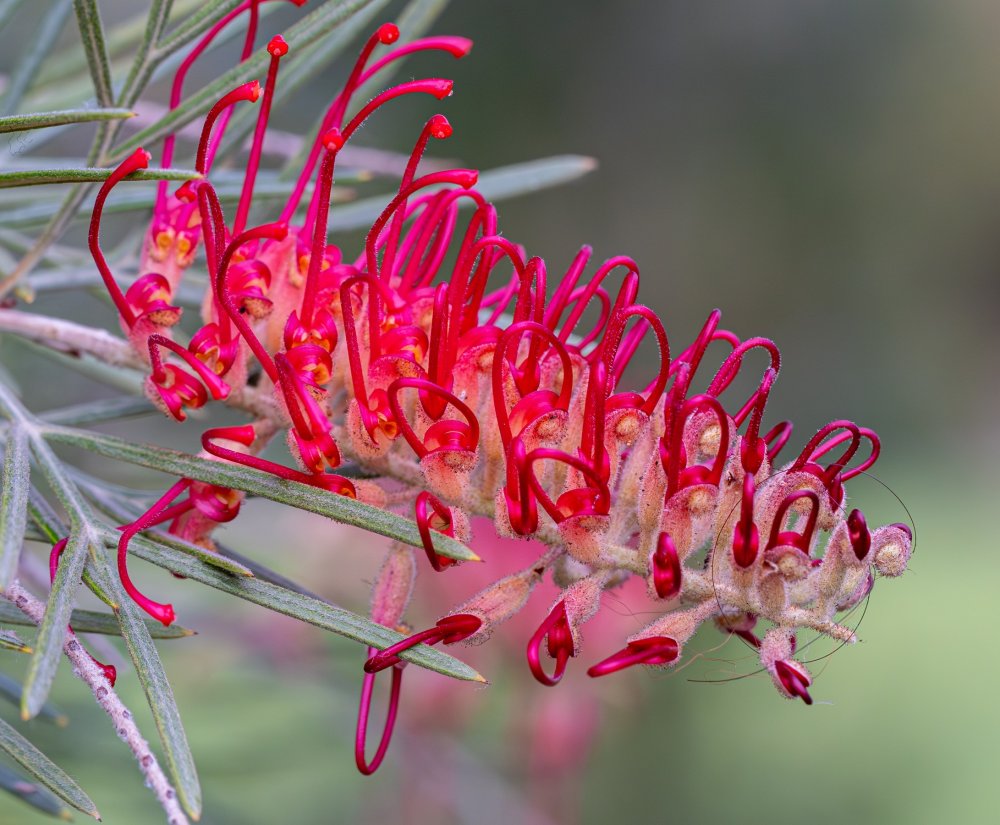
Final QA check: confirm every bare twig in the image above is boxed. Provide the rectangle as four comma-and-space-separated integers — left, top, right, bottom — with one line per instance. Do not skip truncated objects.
2, 581, 190, 825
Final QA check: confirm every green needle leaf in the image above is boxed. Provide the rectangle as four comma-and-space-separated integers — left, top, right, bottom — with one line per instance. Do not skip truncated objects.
0, 108, 135, 134
0, 716, 100, 819
72, 0, 115, 108
0, 673, 68, 726
0, 422, 30, 589
42, 424, 480, 563
0, 762, 75, 821
0, 166, 201, 189
0, 600, 195, 640
0, 627, 30, 653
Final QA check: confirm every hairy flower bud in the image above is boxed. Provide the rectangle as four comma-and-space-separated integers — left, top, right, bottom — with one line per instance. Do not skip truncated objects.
370, 545, 416, 628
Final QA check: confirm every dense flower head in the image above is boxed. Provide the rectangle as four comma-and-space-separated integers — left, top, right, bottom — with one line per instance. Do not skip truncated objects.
84, 5, 913, 776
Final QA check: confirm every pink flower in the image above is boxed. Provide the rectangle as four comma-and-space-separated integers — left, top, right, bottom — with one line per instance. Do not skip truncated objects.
88, 8, 914, 773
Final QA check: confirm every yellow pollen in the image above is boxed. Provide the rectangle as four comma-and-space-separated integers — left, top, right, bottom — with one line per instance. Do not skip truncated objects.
699, 424, 721, 455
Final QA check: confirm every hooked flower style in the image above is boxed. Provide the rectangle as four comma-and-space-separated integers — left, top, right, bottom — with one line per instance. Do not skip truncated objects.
87, 3, 913, 777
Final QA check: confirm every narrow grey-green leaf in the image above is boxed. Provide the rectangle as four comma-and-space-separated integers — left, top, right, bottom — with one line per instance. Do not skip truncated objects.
14, 339, 146, 397
0, 716, 99, 818
322, 155, 598, 231
0, 422, 29, 588
110, 0, 377, 162
0, 673, 68, 726
92, 563, 200, 819
0, 166, 200, 188
0, 108, 135, 134
0, 762, 74, 821
117, 0, 176, 108
154, 0, 246, 57
130, 529, 254, 578
21, 530, 91, 720
43, 424, 479, 563
0, 627, 30, 653
0, 600, 193, 639
94, 530, 483, 681
73, 0, 115, 108
0, 0, 26, 31
38, 0, 199, 86
39, 395, 154, 427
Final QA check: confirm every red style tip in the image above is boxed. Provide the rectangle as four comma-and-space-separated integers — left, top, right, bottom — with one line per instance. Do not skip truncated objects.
775, 660, 813, 705
378, 23, 400, 44
267, 35, 289, 57
145, 601, 176, 627
429, 114, 452, 139
847, 508, 871, 561
175, 180, 196, 202
98, 663, 118, 687
454, 169, 478, 188
587, 636, 679, 678
323, 128, 344, 152
249, 79, 261, 102
127, 147, 152, 171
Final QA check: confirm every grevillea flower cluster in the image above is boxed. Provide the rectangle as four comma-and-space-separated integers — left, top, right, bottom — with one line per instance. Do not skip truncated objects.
76, 4, 912, 775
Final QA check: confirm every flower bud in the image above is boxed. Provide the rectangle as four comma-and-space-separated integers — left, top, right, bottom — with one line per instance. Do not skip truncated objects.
452, 566, 543, 643
370, 545, 416, 628
871, 523, 912, 577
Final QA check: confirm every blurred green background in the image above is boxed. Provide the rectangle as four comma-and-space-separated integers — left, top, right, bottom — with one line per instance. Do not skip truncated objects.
1, 1, 997, 823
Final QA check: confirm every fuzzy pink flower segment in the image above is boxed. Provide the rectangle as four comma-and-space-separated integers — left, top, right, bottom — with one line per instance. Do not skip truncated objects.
86, 4, 912, 776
